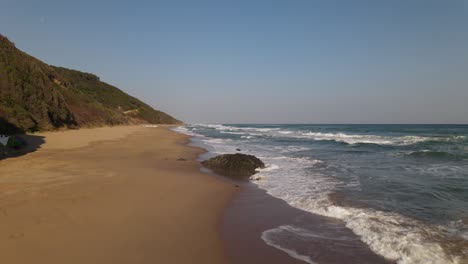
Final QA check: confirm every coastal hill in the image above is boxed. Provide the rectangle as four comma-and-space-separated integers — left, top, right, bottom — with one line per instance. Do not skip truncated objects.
0, 34, 180, 134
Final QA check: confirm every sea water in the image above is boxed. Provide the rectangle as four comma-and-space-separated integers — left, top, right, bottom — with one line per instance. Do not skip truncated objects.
174, 124, 468, 264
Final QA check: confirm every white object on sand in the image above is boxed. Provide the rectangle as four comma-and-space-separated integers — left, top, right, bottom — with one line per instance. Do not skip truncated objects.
0, 135, 9, 146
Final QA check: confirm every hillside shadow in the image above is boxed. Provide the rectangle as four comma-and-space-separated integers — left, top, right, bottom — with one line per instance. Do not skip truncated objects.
0, 117, 45, 160
0, 117, 23, 135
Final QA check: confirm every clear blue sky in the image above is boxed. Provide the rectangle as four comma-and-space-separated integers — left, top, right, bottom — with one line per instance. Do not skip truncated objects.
1, 0, 467, 124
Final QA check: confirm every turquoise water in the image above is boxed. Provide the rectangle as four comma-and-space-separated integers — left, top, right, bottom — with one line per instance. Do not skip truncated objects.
175, 124, 468, 264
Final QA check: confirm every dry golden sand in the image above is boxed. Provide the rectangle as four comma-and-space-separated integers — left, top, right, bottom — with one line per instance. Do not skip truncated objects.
0, 126, 236, 264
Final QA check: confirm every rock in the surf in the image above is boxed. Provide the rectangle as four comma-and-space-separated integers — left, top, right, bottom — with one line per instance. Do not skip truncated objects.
201, 153, 265, 179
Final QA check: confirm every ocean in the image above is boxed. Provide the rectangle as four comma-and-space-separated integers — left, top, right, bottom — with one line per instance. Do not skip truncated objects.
174, 124, 468, 264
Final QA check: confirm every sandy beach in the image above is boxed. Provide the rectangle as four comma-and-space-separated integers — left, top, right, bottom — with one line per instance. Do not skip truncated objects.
0, 126, 236, 264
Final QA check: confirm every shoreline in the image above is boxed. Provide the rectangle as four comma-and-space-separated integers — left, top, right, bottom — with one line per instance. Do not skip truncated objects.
181, 126, 395, 264
179, 123, 468, 264
0, 125, 236, 264
221, 182, 393, 264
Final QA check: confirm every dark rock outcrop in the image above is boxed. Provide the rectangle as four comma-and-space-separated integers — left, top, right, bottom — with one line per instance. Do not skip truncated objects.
202, 153, 265, 179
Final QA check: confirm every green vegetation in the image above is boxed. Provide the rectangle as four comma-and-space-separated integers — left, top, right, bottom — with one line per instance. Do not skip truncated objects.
0, 34, 180, 134
7, 136, 27, 149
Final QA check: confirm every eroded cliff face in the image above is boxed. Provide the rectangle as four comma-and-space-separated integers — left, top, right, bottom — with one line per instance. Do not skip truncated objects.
0, 35, 76, 132
0, 34, 180, 134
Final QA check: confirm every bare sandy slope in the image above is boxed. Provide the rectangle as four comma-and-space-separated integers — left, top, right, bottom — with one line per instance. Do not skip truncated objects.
0, 126, 236, 264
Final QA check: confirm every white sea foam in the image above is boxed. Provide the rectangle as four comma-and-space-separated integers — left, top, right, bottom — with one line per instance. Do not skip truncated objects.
262, 226, 317, 264
219, 131, 248, 135
296, 132, 429, 145
203, 138, 225, 144
446, 220, 468, 240
254, 127, 281, 132
262, 220, 463, 264
190, 124, 438, 146
257, 164, 280, 173
201, 138, 237, 153
175, 124, 466, 264
274, 146, 312, 153
172, 126, 198, 136
199, 124, 234, 130
245, 148, 461, 262
253, 163, 463, 264
198, 124, 279, 133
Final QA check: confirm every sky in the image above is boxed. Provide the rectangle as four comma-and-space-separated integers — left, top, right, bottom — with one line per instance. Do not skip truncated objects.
1, 0, 467, 124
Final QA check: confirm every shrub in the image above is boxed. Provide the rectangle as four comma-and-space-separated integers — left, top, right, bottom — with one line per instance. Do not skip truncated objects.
7, 136, 27, 149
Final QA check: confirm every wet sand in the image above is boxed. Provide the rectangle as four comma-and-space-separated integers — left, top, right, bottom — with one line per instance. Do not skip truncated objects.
222, 183, 393, 264
0, 126, 236, 264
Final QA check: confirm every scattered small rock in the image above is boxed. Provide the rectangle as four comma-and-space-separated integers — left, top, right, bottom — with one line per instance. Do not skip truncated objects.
9, 233, 24, 239
236, 148, 241, 151
176, 158, 187, 161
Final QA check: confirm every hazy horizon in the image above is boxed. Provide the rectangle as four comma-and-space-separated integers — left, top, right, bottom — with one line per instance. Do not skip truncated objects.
2, 0, 467, 124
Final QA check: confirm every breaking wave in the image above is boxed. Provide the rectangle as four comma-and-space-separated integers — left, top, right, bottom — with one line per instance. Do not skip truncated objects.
190, 124, 466, 146
173, 124, 468, 264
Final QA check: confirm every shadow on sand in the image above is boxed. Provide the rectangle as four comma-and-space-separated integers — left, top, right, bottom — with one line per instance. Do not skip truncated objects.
0, 117, 46, 160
